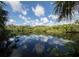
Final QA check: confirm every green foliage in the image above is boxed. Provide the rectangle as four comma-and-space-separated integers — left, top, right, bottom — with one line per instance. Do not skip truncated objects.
6, 24, 79, 37
0, 2, 9, 43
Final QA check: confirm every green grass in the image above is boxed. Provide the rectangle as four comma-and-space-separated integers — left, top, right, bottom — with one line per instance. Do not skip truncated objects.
5, 24, 79, 37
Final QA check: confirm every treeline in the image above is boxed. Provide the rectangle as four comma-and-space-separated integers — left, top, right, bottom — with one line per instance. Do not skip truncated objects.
5, 24, 79, 37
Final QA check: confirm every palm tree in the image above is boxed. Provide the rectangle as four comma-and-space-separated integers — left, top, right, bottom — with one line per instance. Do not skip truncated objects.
75, 19, 79, 24
0, 2, 12, 57
54, 1, 79, 21
0, 1, 8, 43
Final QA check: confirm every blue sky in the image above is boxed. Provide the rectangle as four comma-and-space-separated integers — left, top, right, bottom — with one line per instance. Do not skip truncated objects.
4, 1, 78, 26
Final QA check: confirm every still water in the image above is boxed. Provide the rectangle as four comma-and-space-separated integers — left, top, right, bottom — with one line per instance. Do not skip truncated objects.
3, 34, 78, 57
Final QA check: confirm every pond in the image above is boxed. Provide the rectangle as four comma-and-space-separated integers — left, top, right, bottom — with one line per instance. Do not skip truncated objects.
0, 34, 79, 57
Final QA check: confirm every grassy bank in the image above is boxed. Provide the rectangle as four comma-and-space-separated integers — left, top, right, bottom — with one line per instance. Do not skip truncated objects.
5, 24, 79, 37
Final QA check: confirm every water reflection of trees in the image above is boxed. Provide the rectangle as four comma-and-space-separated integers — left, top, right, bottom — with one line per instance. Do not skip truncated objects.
62, 33, 79, 41
34, 43, 45, 54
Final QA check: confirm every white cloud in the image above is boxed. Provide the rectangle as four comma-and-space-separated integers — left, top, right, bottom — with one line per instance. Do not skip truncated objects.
7, 1, 27, 15
40, 17, 49, 24
48, 14, 59, 20
7, 16, 75, 26
30, 17, 49, 26
22, 22, 30, 26
6, 19, 16, 25
6, 19, 30, 26
22, 10, 27, 15
19, 14, 26, 21
19, 14, 30, 24
6, 17, 75, 26
32, 4, 45, 17
50, 2, 53, 5
19, 14, 29, 22
28, 17, 31, 20
60, 20, 75, 24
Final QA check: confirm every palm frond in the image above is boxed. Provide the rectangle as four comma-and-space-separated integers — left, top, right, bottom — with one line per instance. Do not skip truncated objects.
54, 1, 79, 21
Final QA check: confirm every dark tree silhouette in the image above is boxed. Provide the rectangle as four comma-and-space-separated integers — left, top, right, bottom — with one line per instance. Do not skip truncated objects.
0, 2, 13, 57
54, 1, 79, 21
0, 1, 8, 43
